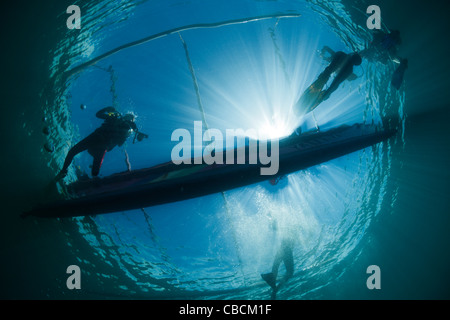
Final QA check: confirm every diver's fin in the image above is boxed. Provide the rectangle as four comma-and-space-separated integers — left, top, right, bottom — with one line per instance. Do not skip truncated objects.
261, 272, 277, 290
391, 58, 408, 90
320, 46, 335, 62
295, 87, 323, 117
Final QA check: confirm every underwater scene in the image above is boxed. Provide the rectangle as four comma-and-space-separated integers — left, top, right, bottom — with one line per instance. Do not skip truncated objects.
2, 0, 450, 303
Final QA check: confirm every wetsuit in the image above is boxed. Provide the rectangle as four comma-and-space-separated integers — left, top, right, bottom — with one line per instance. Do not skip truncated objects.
315, 51, 361, 102
58, 107, 137, 177
261, 238, 295, 292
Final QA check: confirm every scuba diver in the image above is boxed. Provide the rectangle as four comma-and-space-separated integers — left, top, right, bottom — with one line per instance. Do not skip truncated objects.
295, 51, 362, 117
359, 29, 408, 90
55, 106, 148, 180
361, 29, 401, 63
261, 237, 295, 299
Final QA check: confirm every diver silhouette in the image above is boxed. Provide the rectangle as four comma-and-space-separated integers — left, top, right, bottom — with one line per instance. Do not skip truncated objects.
360, 29, 401, 63
56, 106, 148, 180
295, 50, 362, 117
261, 237, 295, 299
359, 29, 408, 89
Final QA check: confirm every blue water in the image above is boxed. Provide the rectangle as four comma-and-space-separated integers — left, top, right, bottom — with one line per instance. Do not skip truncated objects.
2, 0, 450, 300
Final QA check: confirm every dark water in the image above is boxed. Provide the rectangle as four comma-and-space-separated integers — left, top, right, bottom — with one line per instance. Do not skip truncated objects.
1, 0, 450, 300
